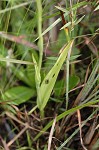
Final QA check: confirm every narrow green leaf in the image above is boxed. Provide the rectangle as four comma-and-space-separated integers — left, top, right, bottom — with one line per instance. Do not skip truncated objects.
32, 54, 42, 108
55, 1, 88, 13
55, 6, 69, 13
60, 22, 71, 30
74, 15, 85, 25
0, 57, 33, 65
34, 18, 60, 41
46, 57, 58, 61
38, 41, 74, 111
70, 54, 81, 61
32, 54, 41, 85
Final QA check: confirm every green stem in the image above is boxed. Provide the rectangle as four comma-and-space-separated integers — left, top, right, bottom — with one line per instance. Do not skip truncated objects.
64, 0, 73, 110
66, 42, 73, 110
66, 58, 69, 110
36, 0, 43, 71
64, 28, 70, 110
36, 0, 44, 117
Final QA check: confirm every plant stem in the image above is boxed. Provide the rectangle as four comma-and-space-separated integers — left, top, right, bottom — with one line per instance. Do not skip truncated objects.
36, 0, 44, 117
65, 0, 73, 110
64, 24, 70, 110
66, 44, 73, 110
36, 0, 43, 72
66, 58, 69, 110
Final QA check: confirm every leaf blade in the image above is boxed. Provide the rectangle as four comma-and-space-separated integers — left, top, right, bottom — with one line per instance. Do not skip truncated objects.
3, 86, 35, 105
38, 41, 74, 110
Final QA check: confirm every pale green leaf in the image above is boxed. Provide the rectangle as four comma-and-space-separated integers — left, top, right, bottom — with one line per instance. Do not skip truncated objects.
34, 18, 61, 41
70, 54, 81, 61
55, 1, 88, 13
46, 57, 58, 61
32, 54, 41, 85
60, 22, 71, 30
4, 86, 35, 105
55, 6, 69, 13
38, 41, 74, 111
74, 15, 85, 25
0, 57, 33, 65
94, 5, 99, 11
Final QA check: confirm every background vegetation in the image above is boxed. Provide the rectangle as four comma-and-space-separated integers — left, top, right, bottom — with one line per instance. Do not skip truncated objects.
0, 0, 99, 150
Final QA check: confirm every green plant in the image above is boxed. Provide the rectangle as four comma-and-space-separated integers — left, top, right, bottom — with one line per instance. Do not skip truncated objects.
0, 0, 98, 149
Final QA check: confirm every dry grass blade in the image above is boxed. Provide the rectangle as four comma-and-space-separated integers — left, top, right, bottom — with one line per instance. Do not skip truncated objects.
48, 115, 57, 150
7, 124, 28, 147
6, 111, 46, 133
95, 124, 99, 130
84, 118, 97, 145
5, 111, 28, 125
0, 136, 10, 150
0, 31, 38, 50
77, 110, 87, 150
84, 37, 99, 58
